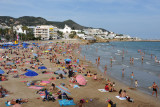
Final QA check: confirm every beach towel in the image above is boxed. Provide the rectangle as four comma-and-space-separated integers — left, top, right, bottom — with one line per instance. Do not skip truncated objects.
115, 96, 126, 100
59, 99, 76, 106
5, 102, 12, 106
44, 72, 53, 74
41, 81, 50, 83
98, 89, 109, 92
73, 85, 80, 88
28, 86, 43, 89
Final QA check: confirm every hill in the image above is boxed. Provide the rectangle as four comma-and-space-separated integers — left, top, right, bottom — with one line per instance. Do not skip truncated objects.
0, 16, 107, 31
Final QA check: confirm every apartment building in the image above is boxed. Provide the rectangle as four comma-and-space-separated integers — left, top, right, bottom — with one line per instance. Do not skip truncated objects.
34, 25, 58, 40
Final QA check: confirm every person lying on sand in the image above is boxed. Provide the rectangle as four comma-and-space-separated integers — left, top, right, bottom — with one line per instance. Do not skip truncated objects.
6, 98, 28, 106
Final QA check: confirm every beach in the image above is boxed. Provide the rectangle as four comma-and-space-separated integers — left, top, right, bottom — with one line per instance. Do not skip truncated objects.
0, 39, 160, 107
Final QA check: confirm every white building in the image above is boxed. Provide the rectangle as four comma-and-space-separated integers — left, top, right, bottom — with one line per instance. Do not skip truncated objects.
59, 25, 72, 34
13, 25, 26, 34
34, 25, 58, 40
115, 35, 131, 39
105, 33, 116, 39
83, 28, 106, 36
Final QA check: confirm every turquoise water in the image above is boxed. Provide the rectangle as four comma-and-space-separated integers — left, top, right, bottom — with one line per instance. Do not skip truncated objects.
80, 42, 160, 97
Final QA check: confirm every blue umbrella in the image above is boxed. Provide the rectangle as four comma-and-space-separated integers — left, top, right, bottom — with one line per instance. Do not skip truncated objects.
0, 69, 5, 74
38, 66, 47, 70
64, 59, 71, 62
24, 70, 38, 77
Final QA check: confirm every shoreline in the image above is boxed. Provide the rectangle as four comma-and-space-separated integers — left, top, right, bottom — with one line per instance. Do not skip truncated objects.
0, 39, 160, 107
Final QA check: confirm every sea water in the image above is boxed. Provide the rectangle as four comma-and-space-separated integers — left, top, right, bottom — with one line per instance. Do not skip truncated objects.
80, 42, 160, 97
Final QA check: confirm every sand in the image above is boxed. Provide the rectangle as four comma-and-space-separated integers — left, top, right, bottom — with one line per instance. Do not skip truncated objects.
0, 39, 160, 107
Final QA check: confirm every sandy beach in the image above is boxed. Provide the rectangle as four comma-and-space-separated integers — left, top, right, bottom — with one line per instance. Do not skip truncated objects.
0, 39, 160, 107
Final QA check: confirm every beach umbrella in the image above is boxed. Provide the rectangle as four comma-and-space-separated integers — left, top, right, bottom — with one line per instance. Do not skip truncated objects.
24, 70, 38, 77
56, 85, 71, 95
0, 69, 5, 74
54, 70, 66, 75
76, 75, 87, 86
38, 66, 47, 70
64, 59, 71, 62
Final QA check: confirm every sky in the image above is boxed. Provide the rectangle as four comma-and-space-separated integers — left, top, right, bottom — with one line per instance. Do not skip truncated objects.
0, 0, 160, 39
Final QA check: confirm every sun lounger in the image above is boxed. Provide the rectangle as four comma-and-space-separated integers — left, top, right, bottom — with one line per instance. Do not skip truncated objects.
115, 96, 126, 100
98, 89, 109, 92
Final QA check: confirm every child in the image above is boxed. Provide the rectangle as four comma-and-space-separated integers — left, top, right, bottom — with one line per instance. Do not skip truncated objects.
135, 80, 138, 88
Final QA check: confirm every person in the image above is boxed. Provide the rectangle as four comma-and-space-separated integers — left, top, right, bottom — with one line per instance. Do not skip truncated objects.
110, 58, 112, 67
78, 99, 85, 107
44, 89, 49, 101
98, 56, 100, 64
95, 59, 97, 64
151, 82, 159, 97
130, 72, 134, 80
119, 89, 122, 97
135, 80, 138, 88
132, 58, 134, 64
13, 100, 21, 107
122, 69, 124, 77
93, 73, 97, 80
141, 56, 144, 64
77, 58, 79, 65
104, 64, 107, 75
107, 99, 116, 107
105, 84, 109, 91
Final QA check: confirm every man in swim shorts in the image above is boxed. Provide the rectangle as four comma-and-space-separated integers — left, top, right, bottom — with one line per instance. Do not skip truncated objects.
152, 82, 159, 97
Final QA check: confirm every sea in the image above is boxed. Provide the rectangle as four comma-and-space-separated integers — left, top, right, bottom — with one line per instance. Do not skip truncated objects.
80, 41, 160, 97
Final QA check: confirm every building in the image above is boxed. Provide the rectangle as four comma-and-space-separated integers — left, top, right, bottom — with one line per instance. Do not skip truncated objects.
13, 25, 26, 34
34, 25, 58, 40
59, 25, 72, 34
83, 28, 106, 36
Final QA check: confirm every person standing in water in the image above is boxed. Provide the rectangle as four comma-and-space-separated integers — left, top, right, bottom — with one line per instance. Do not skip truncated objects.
122, 69, 125, 77
98, 56, 100, 64
141, 56, 144, 64
132, 58, 134, 65
151, 82, 159, 97
131, 72, 134, 80
104, 64, 107, 75
135, 80, 138, 88
110, 58, 112, 67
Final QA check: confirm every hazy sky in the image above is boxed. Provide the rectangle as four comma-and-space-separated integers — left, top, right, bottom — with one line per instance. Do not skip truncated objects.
0, 0, 160, 39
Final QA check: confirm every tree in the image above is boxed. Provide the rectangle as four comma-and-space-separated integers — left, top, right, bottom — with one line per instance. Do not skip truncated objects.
5, 34, 10, 41
57, 30, 63, 38
69, 31, 76, 38
49, 35, 53, 40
